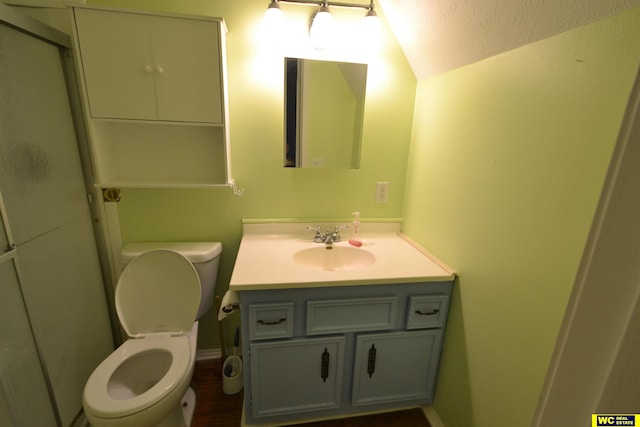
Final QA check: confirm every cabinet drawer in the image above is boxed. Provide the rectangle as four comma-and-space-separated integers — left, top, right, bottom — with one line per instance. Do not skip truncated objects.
406, 295, 449, 329
307, 297, 398, 335
249, 303, 294, 341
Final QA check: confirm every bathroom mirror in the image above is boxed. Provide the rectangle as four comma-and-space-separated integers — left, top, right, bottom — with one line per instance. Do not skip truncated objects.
284, 57, 367, 168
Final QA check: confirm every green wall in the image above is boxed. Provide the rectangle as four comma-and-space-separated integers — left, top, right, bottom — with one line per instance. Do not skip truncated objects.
86, 0, 416, 348
403, 9, 640, 427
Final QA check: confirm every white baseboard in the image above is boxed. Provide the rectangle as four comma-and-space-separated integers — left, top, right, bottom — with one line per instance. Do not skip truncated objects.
196, 348, 223, 361
5, 0, 86, 8
422, 405, 445, 427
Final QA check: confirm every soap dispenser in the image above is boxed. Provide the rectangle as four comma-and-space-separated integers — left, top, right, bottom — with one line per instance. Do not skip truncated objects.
348, 212, 363, 247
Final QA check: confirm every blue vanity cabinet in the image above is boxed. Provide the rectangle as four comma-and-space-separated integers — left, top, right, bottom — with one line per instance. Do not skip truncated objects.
352, 329, 443, 406
239, 281, 453, 425
249, 336, 345, 418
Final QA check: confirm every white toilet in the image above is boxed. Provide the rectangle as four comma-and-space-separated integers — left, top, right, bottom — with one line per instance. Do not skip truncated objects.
83, 242, 222, 427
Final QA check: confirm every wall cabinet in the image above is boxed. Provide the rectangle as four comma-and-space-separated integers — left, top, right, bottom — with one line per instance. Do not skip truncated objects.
71, 6, 232, 188
240, 281, 453, 425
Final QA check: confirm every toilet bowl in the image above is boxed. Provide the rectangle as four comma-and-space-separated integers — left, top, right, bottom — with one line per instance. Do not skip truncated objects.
83, 245, 220, 427
83, 325, 198, 427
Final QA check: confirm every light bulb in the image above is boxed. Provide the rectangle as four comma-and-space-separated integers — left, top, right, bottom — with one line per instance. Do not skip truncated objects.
309, 5, 334, 50
262, 0, 285, 45
361, 8, 383, 52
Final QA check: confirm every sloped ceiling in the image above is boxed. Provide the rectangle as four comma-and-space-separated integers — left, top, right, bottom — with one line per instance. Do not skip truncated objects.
378, 0, 640, 79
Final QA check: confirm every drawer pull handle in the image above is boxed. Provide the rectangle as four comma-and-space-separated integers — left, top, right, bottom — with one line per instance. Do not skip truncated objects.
257, 318, 286, 326
415, 309, 440, 316
367, 344, 376, 378
321, 348, 330, 382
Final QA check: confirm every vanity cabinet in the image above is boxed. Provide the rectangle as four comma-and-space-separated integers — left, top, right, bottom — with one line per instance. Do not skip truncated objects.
250, 336, 345, 418
240, 281, 453, 425
352, 330, 442, 406
71, 6, 231, 188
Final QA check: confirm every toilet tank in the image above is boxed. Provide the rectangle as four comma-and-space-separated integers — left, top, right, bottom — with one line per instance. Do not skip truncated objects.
121, 242, 222, 320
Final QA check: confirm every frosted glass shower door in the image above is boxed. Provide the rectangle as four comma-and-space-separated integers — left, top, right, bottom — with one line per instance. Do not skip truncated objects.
0, 13, 113, 426
0, 212, 57, 426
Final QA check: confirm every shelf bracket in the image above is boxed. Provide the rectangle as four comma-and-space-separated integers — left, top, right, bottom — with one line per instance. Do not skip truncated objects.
229, 179, 244, 196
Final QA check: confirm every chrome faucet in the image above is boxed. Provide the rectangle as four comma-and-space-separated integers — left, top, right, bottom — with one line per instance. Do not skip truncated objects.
306, 225, 348, 245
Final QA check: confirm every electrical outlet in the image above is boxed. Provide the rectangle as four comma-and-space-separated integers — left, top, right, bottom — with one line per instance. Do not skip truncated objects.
376, 182, 389, 203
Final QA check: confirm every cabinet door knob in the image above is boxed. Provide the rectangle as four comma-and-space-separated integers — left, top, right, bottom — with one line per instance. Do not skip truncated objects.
143, 64, 153, 73
155, 65, 164, 74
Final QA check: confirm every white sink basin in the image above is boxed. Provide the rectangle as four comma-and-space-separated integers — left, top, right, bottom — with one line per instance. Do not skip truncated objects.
292, 246, 376, 271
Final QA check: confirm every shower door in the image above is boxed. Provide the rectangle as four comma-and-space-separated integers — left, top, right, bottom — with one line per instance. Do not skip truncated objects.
0, 197, 58, 426
0, 6, 113, 426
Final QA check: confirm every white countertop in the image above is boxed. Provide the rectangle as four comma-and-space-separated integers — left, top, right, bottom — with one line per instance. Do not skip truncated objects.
229, 222, 456, 291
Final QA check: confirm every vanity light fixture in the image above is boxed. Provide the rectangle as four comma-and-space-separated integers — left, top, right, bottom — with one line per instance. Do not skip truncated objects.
309, 1, 334, 50
264, 0, 285, 29
263, 0, 382, 51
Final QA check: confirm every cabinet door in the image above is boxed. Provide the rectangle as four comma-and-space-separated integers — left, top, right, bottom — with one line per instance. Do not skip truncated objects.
151, 17, 222, 123
250, 336, 345, 418
352, 330, 442, 406
74, 8, 223, 124
74, 8, 158, 120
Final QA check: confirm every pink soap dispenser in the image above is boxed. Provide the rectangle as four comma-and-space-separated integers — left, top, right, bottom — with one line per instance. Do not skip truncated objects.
348, 211, 363, 247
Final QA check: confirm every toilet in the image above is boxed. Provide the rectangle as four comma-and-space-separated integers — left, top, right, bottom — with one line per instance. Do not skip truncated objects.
83, 242, 222, 427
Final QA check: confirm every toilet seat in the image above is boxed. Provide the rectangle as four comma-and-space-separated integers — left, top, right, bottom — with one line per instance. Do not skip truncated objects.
83, 335, 191, 418
83, 250, 202, 419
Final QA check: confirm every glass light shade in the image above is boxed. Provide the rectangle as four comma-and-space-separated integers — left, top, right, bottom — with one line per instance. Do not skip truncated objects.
309, 7, 334, 50
262, 2, 285, 43
361, 11, 383, 51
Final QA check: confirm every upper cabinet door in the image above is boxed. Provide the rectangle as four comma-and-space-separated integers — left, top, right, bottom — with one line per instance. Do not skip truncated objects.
151, 16, 222, 123
73, 8, 223, 124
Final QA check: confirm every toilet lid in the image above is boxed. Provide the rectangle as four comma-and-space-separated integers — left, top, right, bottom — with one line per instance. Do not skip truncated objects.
116, 250, 201, 336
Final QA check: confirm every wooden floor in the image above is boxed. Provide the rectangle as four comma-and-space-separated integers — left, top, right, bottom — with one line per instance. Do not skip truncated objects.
189, 358, 431, 427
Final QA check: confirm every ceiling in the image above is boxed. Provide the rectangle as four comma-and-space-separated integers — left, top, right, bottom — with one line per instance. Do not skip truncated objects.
377, 0, 640, 79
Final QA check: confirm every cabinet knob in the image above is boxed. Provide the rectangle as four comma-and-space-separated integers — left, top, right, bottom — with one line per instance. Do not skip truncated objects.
155, 65, 164, 74
143, 64, 153, 73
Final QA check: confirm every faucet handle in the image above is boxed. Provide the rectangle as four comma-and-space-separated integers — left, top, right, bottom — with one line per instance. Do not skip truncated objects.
306, 226, 324, 243
332, 224, 349, 242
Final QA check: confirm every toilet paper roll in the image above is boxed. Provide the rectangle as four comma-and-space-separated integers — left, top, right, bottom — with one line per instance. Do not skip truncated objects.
218, 290, 240, 321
